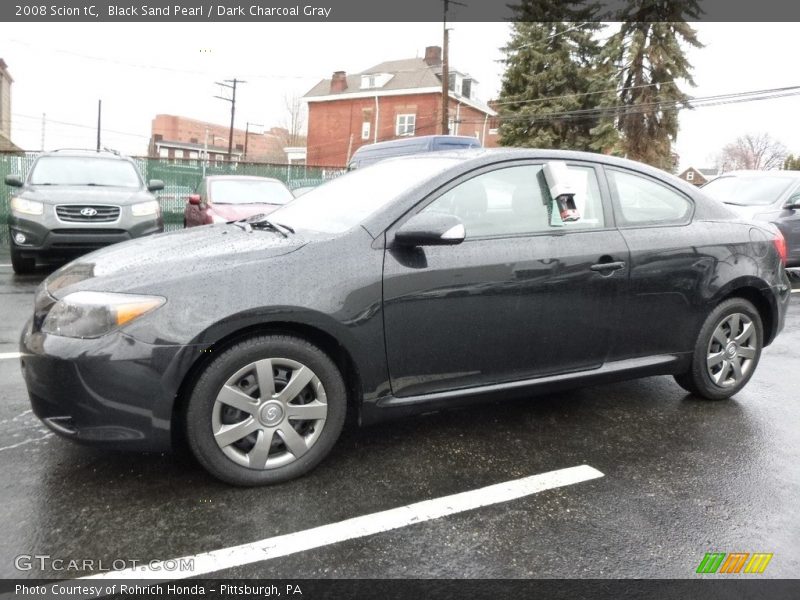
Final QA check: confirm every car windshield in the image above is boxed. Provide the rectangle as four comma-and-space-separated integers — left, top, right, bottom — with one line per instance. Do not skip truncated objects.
210, 179, 294, 205
702, 175, 795, 207
29, 156, 141, 187
269, 157, 460, 233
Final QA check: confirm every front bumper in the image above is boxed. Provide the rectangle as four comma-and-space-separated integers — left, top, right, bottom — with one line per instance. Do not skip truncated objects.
9, 214, 162, 260
19, 317, 193, 452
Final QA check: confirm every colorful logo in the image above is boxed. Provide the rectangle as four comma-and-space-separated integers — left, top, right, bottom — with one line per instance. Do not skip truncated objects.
696, 552, 773, 574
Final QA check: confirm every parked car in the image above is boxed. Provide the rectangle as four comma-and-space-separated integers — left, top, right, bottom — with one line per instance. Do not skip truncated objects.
4, 149, 164, 274
21, 149, 790, 486
347, 134, 481, 170
701, 170, 800, 267
183, 175, 294, 227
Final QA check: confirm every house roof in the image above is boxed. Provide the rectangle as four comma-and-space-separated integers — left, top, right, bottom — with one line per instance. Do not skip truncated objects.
697, 168, 719, 177
304, 56, 495, 115
304, 57, 448, 98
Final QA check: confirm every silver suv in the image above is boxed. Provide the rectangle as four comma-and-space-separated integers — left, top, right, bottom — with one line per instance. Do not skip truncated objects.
4, 149, 164, 274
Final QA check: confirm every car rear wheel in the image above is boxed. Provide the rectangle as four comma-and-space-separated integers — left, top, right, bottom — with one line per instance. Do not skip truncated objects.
674, 298, 763, 400
10, 248, 35, 275
186, 335, 347, 486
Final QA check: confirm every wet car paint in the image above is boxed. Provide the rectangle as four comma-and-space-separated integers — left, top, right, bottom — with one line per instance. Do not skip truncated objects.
17, 149, 791, 452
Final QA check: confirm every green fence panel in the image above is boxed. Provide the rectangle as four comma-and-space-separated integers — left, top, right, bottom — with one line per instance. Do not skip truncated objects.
0, 153, 346, 243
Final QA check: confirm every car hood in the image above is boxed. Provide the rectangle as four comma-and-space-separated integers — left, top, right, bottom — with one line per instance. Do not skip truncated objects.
19, 185, 154, 205
210, 203, 281, 220
45, 224, 307, 298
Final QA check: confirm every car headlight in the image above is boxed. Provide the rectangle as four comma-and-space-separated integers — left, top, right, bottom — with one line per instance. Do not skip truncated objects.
41, 291, 165, 339
131, 200, 160, 217
211, 214, 227, 223
10, 197, 44, 216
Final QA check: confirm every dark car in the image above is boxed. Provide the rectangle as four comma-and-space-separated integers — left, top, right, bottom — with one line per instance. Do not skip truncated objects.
701, 170, 800, 267
347, 135, 481, 170
183, 175, 294, 227
4, 149, 164, 274
20, 149, 790, 486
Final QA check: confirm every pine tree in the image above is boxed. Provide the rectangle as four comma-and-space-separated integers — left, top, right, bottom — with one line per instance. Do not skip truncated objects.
596, 1, 703, 170
497, 1, 604, 151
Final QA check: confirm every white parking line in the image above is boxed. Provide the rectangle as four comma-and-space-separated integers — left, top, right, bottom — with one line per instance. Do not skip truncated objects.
82, 464, 604, 581
0, 433, 53, 452
0, 352, 22, 360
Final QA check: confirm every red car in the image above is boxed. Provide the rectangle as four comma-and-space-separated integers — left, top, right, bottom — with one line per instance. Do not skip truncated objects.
183, 175, 294, 227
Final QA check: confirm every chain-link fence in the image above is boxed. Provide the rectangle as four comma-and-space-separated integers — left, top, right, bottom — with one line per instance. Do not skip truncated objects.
0, 152, 346, 247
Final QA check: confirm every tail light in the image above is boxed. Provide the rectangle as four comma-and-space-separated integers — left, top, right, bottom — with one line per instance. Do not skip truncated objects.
773, 229, 787, 266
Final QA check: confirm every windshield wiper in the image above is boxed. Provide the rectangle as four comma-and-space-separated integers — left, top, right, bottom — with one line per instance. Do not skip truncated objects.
236, 215, 290, 237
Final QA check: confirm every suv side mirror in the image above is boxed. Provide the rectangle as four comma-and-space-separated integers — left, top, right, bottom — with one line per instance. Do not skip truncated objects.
783, 195, 800, 210
4, 174, 23, 188
395, 212, 466, 247
188, 194, 202, 206
147, 179, 165, 192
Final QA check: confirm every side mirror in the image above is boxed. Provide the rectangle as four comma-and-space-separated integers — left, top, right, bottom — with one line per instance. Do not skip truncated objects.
4, 174, 23, 188
147, 179, 165, 192
783, 196, 800, 210
395, 212, 465, 247
188, 194, 202, 206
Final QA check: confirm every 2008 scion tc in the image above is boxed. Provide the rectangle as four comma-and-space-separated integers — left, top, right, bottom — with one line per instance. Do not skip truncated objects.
20, 149, 791, 486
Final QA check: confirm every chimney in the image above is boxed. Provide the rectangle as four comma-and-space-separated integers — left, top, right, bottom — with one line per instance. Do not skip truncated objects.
331, 71, 347, 93
424, 46, 442, 66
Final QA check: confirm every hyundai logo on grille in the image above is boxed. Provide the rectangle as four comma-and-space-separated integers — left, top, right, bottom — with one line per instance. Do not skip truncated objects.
80, 207, 98, 217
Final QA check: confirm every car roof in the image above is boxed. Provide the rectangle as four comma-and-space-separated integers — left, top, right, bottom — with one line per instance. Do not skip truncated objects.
40, 149, 131, 160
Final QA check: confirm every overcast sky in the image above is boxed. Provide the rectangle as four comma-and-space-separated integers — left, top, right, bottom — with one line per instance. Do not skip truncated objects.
2, 22, 799, 170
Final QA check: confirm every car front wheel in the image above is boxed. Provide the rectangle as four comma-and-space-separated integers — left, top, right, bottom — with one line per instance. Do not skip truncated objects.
674, 298, 763, 400
186, 335, 347, 486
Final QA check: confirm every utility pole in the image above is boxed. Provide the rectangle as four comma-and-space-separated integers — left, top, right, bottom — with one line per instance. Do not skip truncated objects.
244, 121, 263, 161
40, 113, 46, 151
96, 100, 102, 151
441, 0, 465, 135
214, 78, 246, 161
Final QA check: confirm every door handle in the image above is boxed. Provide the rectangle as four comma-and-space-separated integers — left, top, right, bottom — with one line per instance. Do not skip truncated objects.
590, 261, 626, 272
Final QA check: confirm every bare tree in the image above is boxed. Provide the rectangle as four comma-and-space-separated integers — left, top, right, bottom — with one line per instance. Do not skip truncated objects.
717, 132, 787, 172
282, 92, 306, 147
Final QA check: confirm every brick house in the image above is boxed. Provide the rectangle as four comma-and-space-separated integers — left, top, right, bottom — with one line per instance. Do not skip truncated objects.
0, 59, 23, 153
149, 114, 305, 164
303, 45, 498, 167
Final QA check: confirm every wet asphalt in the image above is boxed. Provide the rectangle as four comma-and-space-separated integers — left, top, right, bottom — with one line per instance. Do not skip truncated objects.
0, 256, 798, 580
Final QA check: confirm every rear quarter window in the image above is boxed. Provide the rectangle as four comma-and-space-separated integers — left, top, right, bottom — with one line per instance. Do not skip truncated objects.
607, 168, 693, 226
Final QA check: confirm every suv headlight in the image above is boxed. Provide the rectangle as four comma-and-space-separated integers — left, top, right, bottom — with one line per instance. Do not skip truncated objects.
211, 214, 227, 223
41, 291, 165, 339
10, 197, 44, 216
131, 200, 160, 217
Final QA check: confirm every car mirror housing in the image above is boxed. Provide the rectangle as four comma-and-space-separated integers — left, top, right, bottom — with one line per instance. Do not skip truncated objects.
147, 179, 165, 192
188, 194, 202, 206
395, 212, 466, 247
4, 174, 23, 188
783, 196, 800, 210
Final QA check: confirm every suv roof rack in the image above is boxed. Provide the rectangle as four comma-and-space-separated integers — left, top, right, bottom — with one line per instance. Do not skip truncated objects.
49, 148, 121, 155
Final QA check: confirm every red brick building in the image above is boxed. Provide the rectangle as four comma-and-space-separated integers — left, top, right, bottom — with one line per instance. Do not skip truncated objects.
303, 46, 498, 167
149, 114, 305, 164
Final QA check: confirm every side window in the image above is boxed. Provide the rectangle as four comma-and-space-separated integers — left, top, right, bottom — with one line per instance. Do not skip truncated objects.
421, 164, 605, 239
608, 169, 693, 226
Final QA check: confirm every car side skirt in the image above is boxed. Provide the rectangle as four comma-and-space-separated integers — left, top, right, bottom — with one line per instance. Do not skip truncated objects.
361, 353, 691, 425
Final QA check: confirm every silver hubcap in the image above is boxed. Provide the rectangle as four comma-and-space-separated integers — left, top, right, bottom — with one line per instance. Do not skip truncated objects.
212, 358, 327, 470
706, 313, 757, 388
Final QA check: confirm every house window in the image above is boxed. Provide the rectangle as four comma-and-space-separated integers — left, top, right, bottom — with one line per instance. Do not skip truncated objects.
361, 121, 371, 140
686, 171, 694, 181
396, 114, 416, 136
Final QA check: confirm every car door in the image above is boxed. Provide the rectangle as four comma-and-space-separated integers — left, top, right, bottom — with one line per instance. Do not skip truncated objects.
382, 161, 630, 398
604, 167, 707, 359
